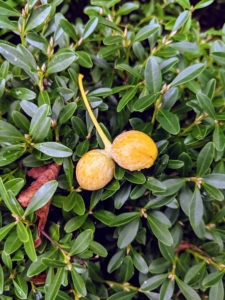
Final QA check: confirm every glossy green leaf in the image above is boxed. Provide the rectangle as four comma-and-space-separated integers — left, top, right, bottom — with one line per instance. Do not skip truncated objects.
145, 57, 162, 94
130, 248, 148, 274
17, 221, 29, 243
0, 222, 15, 242
117, 85, 138, 112
58, 103, 77, 125
71, 268, 87, 297
213, 124, 225, 151
45, 267, 64, 300
209, 279, 224, 300
60, 19, 78, 41
24, 181, 58, 216
110, 212, 140, 227
116, 63, 143, 79
202, 182, 224, 201
159, 278, 174, 300
170, 64, 205, 86
134, 24, 160, 42
107, 291, 137, 300
69, 229, 93, 255
140, 274, 168, 291
107, 249, 125, 273
194, 0, 214, 10
118, 218, 139, 249
196, 92, 216, 119
82, 17, 98, 39
46, 50, 78, 74
4, 231, 23, 255
34, 142, 73, 157
0, 0, 21, 16
202, 271, 224, 288
24, 227, 37, 262
25, 5, 51, 32
147, 215, 173, 246
29, 104, 49, 135
156, 109, 180, 134
197, 142, 214, 176
76, 51, 93, 68
190, 186, 203, 228
116, 2, 139, 15
0, 264, 3, 294
175, 277, 201, 300
64, 214, 88, 233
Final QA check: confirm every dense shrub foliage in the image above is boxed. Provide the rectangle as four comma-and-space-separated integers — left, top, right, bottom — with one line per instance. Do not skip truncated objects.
0, 0, 225, 299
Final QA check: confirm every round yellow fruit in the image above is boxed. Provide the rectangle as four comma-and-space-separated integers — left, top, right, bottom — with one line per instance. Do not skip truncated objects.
111, 130, 158, 171
76, 149, 115, 191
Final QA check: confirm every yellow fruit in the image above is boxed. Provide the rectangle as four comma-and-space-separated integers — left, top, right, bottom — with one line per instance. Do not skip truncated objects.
76, 149, 115, 191
111, 130, 158, 171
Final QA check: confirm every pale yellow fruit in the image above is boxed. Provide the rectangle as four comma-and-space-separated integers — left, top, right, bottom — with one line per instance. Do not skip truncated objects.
111, 130, 158, 171
76, 149, 115, 191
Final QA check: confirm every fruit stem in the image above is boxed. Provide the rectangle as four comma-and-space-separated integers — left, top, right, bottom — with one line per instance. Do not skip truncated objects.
78, 74, 112, 152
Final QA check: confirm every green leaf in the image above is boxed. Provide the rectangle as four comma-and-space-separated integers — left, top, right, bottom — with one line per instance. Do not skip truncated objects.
98, 16, 123, 34
120, 256, 134, 282
42, 258, 66, 268
190, 187, 203, 228
194, 0, 214, 10
11, 87, 36, 100
110, 212, 140, 227
197, 142, 214, 176
0, 16, 18, 31
0, 120, 25, 143
82, 17, 98, 39
176, 0, 191, 9
116, 63, 143, 79
213, 124, 225, 151
147, 215, 173, 246
89, 241, 108, 257
140, 274, 168, 291
107, 249, 125, 273
170, 64, 205, 86
159, 279, 174, 300
64, 214, 88, 233
118, 218, 139, 248
117, 85, 138, 112
0, 43, 33, 71
29, 104, 49, 135
184, 261, 206, 286
71, 116, 87, 138
60, 19, 78, 41
0, 144, 26, 166
58, 103, 77, 125
130, 247, 148, 274
17, 221, 29, 243
46, 50, 78, 74
145, 57, 162, 94
172, 10, 189, 32
202, 271, 224, 288
160, 57, 179, 74
107, 291, 137, 300
26, 32, 48, 53
71, 268, 87, 297
175, 277, 201, 300
0, 264, 3, 294
34, 142, 73, 157
144, 177, 166, 192
202, 182, 224, 201
32, 117, 51, 143
24, 227, 37, 262
0, 0, 21, 16
209, 279, 224, 300
134, 24, 160, 42
24, 181, 58, 216
196, 92, 216, 119
97, 45, 123, 58
116, 2, 139, 16
69, 229, 93, 255
13, 274, 28, 299
3, 189, 24, 217
12, 111, 30, 132
0, 222, 15, 242
158, 241, 175, 263
25, 5, 51, 32
124, 171, 146, 184
45, 267, 64, 300
133, 94, 158, 112
156, 109, 180, 134
73, 193, 85, 216
202, 174, 225, 188
4, 231, 23, 255
76, 51, 93, 68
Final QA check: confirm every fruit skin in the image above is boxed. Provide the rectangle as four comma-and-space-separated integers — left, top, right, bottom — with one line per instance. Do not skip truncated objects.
76, 149, 115, 191
111, 130, 158, 171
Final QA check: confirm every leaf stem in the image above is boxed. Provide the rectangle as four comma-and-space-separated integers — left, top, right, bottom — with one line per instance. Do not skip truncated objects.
104, 280, 139, 291
78, 74, 112, 152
